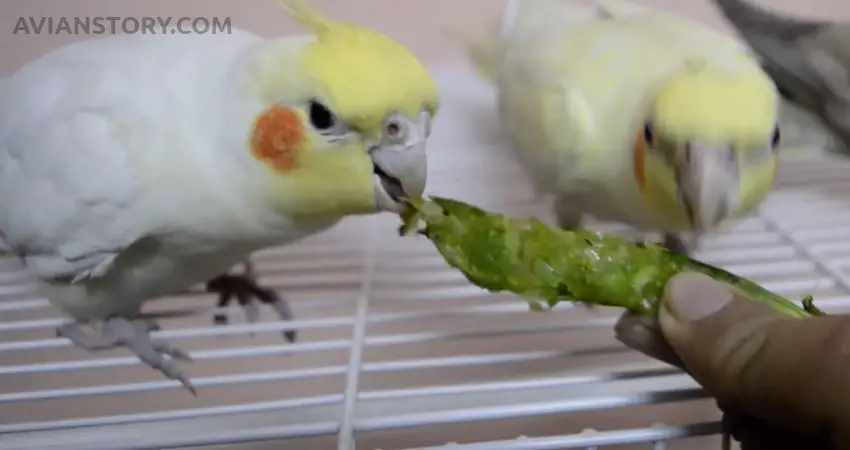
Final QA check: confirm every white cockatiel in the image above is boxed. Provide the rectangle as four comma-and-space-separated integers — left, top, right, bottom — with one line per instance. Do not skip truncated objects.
462, 0, 782, 255
0, 1, 438, 393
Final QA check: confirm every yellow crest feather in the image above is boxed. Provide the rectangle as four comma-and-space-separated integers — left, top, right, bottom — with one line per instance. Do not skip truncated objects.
277, 0, 333, 34
278, 0, 439, 132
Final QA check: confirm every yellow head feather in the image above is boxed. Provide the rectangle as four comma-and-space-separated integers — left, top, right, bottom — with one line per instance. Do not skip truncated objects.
638, 61, 780, 230
279, 0, 439, 133
242, 1, 437, 221
652, 62, 779, 147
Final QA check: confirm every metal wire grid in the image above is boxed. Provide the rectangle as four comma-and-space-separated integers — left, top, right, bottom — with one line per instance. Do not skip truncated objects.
1, 66, 849, 450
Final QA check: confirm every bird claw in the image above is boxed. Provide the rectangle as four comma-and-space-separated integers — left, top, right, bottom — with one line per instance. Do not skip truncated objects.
570, 300, 597, 310
56, 318, 196, 395
662, 233, 699, 256
207, 274, 297, 343
243, 301, 261, 326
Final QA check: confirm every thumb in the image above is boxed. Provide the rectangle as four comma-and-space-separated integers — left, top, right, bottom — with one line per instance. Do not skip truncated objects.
660, 272, 850, 445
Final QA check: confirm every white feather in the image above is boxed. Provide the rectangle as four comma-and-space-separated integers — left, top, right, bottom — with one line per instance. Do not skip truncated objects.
0, 30, 332, 320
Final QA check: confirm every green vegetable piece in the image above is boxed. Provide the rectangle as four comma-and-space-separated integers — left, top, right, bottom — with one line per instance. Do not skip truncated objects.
398, 196, 816, 319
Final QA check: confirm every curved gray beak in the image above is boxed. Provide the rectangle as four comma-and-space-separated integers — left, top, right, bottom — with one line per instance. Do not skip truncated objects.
371, 111, 430, 212
371, 140, 427, 212
675, 143, 739, 231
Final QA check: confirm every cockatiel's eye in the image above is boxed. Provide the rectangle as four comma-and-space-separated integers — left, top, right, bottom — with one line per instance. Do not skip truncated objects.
383, 112, 411, 145
382, 111, 432, 146
385, 119, 403, 140
770, 126, 781, 150
308, 98, 349, 136
643, 121, 653, 146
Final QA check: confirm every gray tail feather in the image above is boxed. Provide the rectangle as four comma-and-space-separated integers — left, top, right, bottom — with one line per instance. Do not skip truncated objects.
712, 0, 849, 156
713, 0, 832, 111
713, 0, 828, 41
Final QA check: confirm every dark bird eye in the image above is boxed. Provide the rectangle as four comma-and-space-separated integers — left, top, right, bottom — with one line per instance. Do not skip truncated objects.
771, 126, 781, 149
308, 100, 336, 131
643, 122, 653, 145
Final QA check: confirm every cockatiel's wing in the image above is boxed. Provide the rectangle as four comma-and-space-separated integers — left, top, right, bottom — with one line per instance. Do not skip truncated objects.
461, 0, 610, 197
0, 65, 145, 283
0, 30, 262, 284
469, 0, 752, 83
711, 0, 850, 152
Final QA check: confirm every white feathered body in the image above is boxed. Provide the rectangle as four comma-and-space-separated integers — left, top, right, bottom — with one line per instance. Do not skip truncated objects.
0, 30, 336, 321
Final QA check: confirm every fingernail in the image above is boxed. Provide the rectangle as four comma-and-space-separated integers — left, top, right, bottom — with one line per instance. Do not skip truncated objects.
663, 272, 733, 322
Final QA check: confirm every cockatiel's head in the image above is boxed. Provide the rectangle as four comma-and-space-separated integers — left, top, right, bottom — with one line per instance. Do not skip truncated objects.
635, 61, 781, 232
240, 0, 438, 220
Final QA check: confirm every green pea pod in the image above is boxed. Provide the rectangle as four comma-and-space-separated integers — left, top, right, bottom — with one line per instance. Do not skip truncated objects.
399, 196, 824, 319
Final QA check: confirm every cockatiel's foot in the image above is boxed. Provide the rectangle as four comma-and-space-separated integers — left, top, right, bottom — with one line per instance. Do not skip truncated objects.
662, 233, 700, 256
206, 260, 296, 343
56, 318, 195, 394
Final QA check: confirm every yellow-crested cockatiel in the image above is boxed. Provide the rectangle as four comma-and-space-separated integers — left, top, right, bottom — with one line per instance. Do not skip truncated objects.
0, 0, 437, 393
463, 0, 782, 255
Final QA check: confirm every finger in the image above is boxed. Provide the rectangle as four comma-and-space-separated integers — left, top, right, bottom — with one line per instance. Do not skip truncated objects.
614, 310, 683, 369
659, 271, 850, 445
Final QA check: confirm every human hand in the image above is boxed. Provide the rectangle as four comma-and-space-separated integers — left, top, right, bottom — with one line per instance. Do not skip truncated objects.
616, 271, 850, 449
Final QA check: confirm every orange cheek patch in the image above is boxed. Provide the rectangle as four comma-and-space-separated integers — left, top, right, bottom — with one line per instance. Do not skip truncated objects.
250, 106, 303, 172
632, 130, 646, 191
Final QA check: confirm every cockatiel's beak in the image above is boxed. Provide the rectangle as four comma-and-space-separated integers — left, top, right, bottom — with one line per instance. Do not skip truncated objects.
675, 143, 739, 231
371, 111, 430, 212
